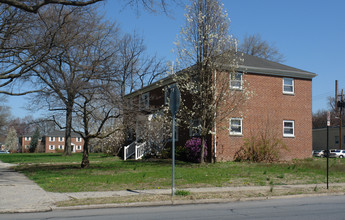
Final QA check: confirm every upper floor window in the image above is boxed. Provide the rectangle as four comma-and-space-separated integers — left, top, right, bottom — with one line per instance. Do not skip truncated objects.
283, 120, 295, 137
59, 137, 64, 142
25, 137, 31, 141
189, 119, 202, 137
139, 92, 150, 110
230, 118, 243, 135
283, 78, 294, 94
164, 84, 177, 105
49, 137, 55, 142
230, 73, 243, 90
76, 137, 82, 142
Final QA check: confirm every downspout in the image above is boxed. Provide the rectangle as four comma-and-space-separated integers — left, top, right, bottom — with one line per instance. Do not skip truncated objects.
214, 69, 217, 163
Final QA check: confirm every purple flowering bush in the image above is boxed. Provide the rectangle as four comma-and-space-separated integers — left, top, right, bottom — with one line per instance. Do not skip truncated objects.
184, 138, 207, 163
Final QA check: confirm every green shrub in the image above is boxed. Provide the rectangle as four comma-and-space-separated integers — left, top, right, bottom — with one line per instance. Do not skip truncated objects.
175, 190, 191, 196
234, 132, 287, 163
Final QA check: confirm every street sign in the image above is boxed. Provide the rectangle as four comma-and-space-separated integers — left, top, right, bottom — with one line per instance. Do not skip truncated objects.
327, 111, 330, 127
169, 85, 180, 116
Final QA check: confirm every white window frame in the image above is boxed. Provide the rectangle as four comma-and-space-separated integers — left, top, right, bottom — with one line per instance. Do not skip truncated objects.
49, 137, 55, 142
25, 145, 29, 149
168, 126, 179, 142
230, 72, 243, 90
139, 92, 150, 110
49, 145, 55, 150
58, 145, 64, 150
76, 137, 82, 142
229, 118, 243, 135
25, 137, 31, 141
164, 83, 177, 105
283, 78, 294, 94
283, 120, 295, 137
59, 137, 64, 142
189, 119, 202, 137
76, 145, 82, 150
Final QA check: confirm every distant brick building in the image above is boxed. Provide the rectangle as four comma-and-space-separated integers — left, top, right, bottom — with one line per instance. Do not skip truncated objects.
20, 130, 84, 153
124, 54, 317, 161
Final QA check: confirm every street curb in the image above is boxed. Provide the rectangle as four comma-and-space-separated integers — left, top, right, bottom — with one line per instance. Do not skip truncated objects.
0, 207, 52, 214
50, 191, 345, 211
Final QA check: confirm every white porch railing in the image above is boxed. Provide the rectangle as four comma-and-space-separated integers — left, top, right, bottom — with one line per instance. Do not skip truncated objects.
124, 141, 147, 161
135, 142, 147, 160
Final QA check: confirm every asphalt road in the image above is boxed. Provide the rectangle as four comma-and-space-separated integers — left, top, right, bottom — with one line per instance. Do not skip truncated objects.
1, 195, 345, 220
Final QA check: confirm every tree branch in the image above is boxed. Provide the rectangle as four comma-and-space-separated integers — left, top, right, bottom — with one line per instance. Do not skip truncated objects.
0, 0, 103, 13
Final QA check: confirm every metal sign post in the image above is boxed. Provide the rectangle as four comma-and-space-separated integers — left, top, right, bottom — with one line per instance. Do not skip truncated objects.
327, 111, 330, 189
169, 85, 180, 196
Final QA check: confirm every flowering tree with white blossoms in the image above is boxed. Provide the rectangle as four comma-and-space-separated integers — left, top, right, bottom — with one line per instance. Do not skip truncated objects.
173, 0, 251, 163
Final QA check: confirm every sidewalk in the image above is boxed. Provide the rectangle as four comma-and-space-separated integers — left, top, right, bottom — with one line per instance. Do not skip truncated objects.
0, 161, 52, 213
0, 160, 344, 213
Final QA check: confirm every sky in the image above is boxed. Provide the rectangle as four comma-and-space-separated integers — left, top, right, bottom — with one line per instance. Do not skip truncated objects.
7, 0, 345, 118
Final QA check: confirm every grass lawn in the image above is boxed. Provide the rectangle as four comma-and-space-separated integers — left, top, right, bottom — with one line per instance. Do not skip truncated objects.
0, 153, 344, 193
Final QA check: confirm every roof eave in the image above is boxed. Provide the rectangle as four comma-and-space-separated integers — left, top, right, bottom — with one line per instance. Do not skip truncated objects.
237, 65, 317, 79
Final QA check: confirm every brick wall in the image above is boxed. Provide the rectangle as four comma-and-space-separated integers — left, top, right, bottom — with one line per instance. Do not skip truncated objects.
44, 136, 84, 153
216, 73, 313, 161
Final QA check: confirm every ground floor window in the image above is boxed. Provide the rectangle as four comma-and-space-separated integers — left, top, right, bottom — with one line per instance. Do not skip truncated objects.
229, 118, 243, 135
49, 145, 55, 150
283, 120, 295, 137
189, 119, 201, 137
58, 145, 64, 150
76, 145, 82, 150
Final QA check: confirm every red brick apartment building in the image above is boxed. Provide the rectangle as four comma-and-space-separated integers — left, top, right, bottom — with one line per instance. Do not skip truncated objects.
20, 130, 84, 153
124, 54, 317, 161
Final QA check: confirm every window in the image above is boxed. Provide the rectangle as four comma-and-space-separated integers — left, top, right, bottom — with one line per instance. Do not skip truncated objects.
58, 145, 64, 150
25, 145, 29, 149
76, 137, 82, 142
25, 137, 31, 141
168, 126, 179, 142
49, 137, 55, 142
59, 137, 64, 142
283, 120, 295, 137
230, 73, 243, 90
230, 118, 243, 135
139, 92, 150, 110
164, 84, 177, 105
49, 145, 55, 150
189, 119, 201, 137
76, 145, 82, 150
283, 78, 294, 94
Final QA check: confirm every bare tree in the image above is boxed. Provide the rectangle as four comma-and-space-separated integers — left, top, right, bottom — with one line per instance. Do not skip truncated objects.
29, 6, 120, 156
117, 32, 167, 98
239, 33, 285, 63
174, 0, 250, 163
73, 85, 122, 168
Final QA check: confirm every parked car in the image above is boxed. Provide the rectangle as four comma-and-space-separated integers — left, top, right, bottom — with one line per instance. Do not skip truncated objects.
312, 150, 325, 157
329, 149, 345, 158
0, 150, 9, 154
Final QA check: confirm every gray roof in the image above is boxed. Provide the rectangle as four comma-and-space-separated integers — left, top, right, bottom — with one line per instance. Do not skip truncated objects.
236, 53, 317, 79
125, 53, 317, 98
44, 130, 82, 138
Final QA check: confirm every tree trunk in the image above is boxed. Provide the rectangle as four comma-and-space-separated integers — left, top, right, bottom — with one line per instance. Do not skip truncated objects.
63, 102, 73, 156
200, 136, 205, 164
81, 138, 89, 168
